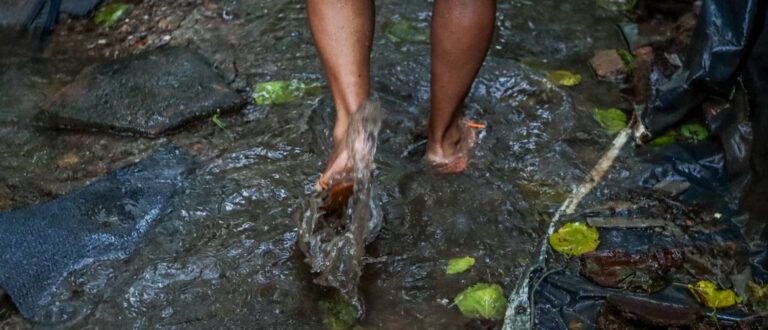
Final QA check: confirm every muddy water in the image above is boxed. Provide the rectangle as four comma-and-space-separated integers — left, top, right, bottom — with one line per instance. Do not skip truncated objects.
0, 0, 642, 328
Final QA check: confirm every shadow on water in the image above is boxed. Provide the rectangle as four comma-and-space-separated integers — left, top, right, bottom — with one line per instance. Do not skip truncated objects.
5, 0, 746, 329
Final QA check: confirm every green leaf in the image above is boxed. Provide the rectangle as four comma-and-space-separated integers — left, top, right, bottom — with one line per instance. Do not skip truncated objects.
680, 123, 709, 141
384, 20, 429, 44
252, 80, 321, 105
616, 49, 636, 70
648, 129, 679, 147
93, 3, 132, 27
454, 283, 507, 320
688, 280, 742, 309
596, 0, 637, 11
547, 70, 582, 87
593, 108, 628, 134
319, 294, 357, 330
549, 222, 600, 256
446, 256, 476, 275
212, 114, 226, 129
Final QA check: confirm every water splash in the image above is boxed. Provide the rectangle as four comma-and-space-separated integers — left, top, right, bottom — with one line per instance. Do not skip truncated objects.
296, 100, 383, 317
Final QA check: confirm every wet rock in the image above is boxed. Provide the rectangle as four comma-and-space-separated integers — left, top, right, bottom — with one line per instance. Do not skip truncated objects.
38, 47, 244, 137
580, 249, 683, 293
597, 294, 709, 329
590, 49, 627, 82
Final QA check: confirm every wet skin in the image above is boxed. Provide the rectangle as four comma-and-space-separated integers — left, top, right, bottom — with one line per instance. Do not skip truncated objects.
307, 0, 497, 192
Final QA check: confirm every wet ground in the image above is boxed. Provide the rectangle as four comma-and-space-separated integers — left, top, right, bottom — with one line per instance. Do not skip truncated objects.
0, 0, 760, 329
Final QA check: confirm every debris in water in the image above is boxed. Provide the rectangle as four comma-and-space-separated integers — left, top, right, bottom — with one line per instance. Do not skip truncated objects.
580, 249, 683, 293
616, 49, 635, 70
592, 108, 628, 134
688, 280, 742, 309
746, 281, 768, 312
547, 70, 582, 87
253, 80, 321, 105
549, 222, 599, 256
446, 256, 476, 275
212, 113, 226, 129
383, 20, 429, 43
596, 0, 637, 11
56, 153, 81, 168
590, 50, 627, 81
680, 123, 709, 141
454, 283, 507, 320
93, 3, 133, 27
648, 129, 679, 146
319, 294, 357, 330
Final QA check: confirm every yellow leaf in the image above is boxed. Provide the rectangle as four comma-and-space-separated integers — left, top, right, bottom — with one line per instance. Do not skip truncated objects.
549, 222, 599, 256
547, 70, 582, 87
688, 280, 742, 309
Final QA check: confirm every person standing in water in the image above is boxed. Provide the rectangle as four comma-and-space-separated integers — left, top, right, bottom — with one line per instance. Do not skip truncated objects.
309, 0, 496, 192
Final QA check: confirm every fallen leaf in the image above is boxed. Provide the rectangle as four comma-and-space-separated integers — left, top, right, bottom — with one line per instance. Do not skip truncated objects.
547, 70, 582, 87
746, 281, 768, 312
549, 222, 600, 256
680, 123, 709, 141
446, 256, 476, 275
252, 80, 321, 105
593, 108, 628, 134
454, 283, 507, 320
319, 294, 357, 330
94, 3, 132, 27
648, 130, 679, 147
688, 280, 742, 309
212, 114, 226, 129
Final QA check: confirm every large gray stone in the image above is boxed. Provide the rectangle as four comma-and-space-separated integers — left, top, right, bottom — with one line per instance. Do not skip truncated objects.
39, 47, 244, 136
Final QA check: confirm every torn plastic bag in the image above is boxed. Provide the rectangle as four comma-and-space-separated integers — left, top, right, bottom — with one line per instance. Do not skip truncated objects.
640, 0, 767, 137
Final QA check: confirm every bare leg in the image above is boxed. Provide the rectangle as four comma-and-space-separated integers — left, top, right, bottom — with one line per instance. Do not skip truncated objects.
307, 0, 375, 188
426, 0, 495, 168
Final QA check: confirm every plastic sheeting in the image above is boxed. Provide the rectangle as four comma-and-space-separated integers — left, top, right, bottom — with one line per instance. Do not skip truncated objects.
0, 145, 192, 321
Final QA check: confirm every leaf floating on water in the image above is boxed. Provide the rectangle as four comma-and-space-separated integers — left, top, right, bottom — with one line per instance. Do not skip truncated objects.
596, 0, 637, 11
547, 70, 582, 87
446, 256, 476, 275
212, 113, 226, 129
592, 108, 628, 134
384, 20, 430, 43
648, 129, 679, 147
319, 294, 357, 330
688, 280, 742, 309
454, 283, 507, 320
94, 3, 132, 27
252, 80, 321, 105
680, 123, 709, 141
549, 222, 600, 256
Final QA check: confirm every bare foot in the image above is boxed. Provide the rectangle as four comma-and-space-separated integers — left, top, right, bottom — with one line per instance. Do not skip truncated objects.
316, 101, 382, 212
425, 118, 485, 174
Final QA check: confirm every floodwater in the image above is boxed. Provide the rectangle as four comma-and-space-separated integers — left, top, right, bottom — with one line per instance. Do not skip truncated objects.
0, 0, 751, 329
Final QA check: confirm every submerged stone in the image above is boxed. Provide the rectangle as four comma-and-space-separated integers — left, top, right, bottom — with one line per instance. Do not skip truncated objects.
38, 47, 243, 137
